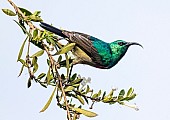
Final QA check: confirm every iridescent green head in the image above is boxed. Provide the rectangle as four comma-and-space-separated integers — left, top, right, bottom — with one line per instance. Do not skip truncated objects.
109, 40, 143, 66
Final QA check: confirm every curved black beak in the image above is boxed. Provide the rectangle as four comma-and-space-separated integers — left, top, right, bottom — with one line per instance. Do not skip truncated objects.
127, 42, 143, 48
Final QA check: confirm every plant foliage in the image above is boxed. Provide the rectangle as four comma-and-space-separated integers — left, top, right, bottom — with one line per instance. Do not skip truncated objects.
2, 0, 138, 120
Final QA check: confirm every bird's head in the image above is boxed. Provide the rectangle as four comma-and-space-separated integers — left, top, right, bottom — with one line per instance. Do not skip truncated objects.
109, 40, 143, 63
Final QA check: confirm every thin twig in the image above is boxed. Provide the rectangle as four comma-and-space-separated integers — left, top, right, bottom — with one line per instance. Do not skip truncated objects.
43, 45, 72, 120
7, 0, 72, 119
8, 0, 36, 30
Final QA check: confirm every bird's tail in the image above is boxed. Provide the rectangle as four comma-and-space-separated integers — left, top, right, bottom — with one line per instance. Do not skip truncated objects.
40, 22, 67, 38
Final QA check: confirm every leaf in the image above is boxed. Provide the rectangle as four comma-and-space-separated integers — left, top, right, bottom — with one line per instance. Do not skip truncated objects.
55, 43, 76, 55
119, 89, 125, 97
33, 11, 41, 16
101, 91, 106, 100
71, 73, 77, 81
97, 90, 102, 97
72, 108, 97, 117
118, 89, 125, 100
64, 86, 75, 92
40, 86, 56, 112
65, 54, 69, 77
2, 9, 16, 16
72, 84, 80, 87
33, 29, 38, 39
47, 68, 51, 84
57, 55, 62, 62
92, 93, 98, 99
27, 77, 32, 88
77, 95, 85, 105
18, 64, 25, 77
18, 59, 27, 67
83, 96, 89, 104
32, 57, 38, 73
37, 73, 46, 79
32, 56, 38, 66
30, 50, 44, 58
19, 7, 32, 16
126, 87, 134, 97
33, 62, 38, 73
61, 74, 65, 80
108, 89, 114, 97
85, 85, 90, 94
26, 15, 43, 22
126, 94, 137, 101
17, 37, 28, 61
40, 83, 47, 88
14, 20, 31, 36
70, 78, 83, 85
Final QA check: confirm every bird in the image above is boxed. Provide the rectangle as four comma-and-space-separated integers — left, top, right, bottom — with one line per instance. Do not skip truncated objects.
40, 22, 143, 69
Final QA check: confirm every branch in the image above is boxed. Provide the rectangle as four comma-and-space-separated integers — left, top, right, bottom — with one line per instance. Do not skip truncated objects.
43, 45, 72, 120
7, 0, 72, 119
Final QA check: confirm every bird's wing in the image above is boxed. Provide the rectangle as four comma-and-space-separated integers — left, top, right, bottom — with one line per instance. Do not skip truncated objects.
62, 31, 103, 65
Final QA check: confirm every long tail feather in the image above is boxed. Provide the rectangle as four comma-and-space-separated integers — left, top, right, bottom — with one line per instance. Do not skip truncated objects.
40, 22, 67, 38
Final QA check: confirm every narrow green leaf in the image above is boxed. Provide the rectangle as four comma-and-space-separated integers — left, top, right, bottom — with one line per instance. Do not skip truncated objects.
92, 93, 98, 99
19, 7, 32, 16
40, 86, 56, 112
14, 20, 31, 36
33, 29, 38, 39
64, 86, 75, 92
126, 87, 134, 97
70, 78, 83, 85
61, 74, 65, 80
85, 85, 90, 94
30, 50, 44, 58
118, 89, 125, 100
33, 11, 41, 16
26, 15, 43, 22
2, 9, 16, 16
18, 64, 25, 77
33, 63, 38, 73
47, 68, 51, 84
119, 89, 125, 97
101, 91, 106, 100
83, 96, 89, 104
18, 59, 27, 67
77, 95, 85, 105
40, 83, 47, 88
55, 43, 76, 55
108, 89, 114, 97
97, 90, 102, 97
72, 84, 80, 87
27, 77, 32, 88
72, 108, 97, 117
57, 55, 62, 62
32, 56, 38, 66
37, 73, 46, 79
126, 94, 137, 101
17, 37, 27, 61
65, 54, 69, 77
71, 73, 77, 81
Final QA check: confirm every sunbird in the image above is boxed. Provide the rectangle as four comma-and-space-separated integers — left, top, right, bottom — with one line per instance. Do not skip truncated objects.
40, 22, 143, 69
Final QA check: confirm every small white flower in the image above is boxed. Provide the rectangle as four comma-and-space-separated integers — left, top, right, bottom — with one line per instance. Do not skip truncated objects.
77, 74, 91, 87
86, 77, 91, 83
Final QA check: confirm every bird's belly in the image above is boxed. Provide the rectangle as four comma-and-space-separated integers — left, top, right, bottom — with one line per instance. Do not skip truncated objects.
72, 46, 92, 64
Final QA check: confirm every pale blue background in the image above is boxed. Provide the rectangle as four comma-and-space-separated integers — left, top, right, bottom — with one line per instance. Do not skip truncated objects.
1, 0, 170, 120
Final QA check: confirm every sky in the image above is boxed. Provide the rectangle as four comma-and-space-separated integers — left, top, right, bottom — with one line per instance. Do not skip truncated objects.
1, 0, 170, 120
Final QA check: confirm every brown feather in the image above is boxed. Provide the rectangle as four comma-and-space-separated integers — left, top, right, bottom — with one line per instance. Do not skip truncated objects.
62, 30, 103, 66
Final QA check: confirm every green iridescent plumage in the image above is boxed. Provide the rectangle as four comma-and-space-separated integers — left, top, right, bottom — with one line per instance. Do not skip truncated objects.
40, 22, 142, 69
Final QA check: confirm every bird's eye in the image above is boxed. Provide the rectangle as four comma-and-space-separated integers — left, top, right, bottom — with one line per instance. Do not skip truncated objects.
118, 42, 125, 46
